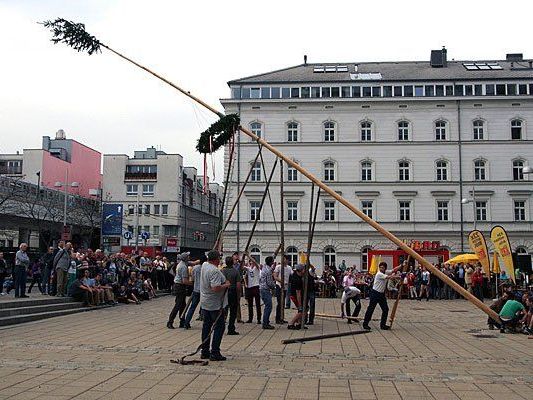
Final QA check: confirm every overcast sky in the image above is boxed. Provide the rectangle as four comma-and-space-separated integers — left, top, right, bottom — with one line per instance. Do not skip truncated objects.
1, 0, 532, 183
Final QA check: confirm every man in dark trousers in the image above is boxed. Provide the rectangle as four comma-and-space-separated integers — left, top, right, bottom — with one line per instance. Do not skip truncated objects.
167, 252, 199, 329
221, 256, 241, 335
363, 261, 401, 331
200, 250, 230, 361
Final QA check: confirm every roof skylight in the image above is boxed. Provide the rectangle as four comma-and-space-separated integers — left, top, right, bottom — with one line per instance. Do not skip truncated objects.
463, 62, 503, 70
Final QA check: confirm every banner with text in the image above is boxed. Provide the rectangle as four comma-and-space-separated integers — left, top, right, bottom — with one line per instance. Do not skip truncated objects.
468, 230, 490, 276
490, 226, 515, 283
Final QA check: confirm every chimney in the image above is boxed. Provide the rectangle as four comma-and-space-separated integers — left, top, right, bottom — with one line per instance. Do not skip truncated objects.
506, 53, 523, 62
430, 47, 447, 68
304, 55, 308, 65
441, 46, 447, 67
55, 129, 66, 140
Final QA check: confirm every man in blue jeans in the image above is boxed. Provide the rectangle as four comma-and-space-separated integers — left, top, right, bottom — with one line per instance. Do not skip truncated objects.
200, 250, 230, 361
259, 256, 276, 330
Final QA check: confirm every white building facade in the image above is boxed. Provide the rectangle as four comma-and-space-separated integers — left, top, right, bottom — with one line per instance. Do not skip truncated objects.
221, 50, 533, 270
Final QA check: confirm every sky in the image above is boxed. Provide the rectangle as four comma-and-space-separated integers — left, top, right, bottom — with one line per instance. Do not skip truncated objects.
1, 0, 532, 183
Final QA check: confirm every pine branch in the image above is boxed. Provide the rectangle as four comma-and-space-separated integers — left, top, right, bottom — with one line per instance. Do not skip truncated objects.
40, 18, 102, 55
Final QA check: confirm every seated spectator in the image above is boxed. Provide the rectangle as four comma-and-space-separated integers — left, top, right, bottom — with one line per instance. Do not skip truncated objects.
94, 273, 117, 305
499, 292, 526, 333
521, 294, 533, 335
68, 273, 94, 306
487, 292, 508, 330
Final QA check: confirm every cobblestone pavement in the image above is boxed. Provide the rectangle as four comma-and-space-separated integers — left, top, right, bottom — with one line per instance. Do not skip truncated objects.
0, 297, 531, 399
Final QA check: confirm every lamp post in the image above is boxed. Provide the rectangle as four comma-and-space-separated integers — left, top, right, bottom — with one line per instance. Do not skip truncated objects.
461, 185, 477, 231
55, 170, 79, 238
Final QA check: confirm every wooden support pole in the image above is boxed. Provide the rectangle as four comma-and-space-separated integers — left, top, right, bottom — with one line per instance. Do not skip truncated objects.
388, 257, 411, 327
282, 330, 369, 344
97, 44, 501, 324
241, 159, 278, 262
301, 183, 315, 327
215, 134, 236, 250
279, 159, 285, 322
214, 145, 263, 250
314, 313, 359, 321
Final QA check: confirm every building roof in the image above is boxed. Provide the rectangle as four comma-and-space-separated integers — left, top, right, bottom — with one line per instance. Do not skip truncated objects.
228, 59, 533, 85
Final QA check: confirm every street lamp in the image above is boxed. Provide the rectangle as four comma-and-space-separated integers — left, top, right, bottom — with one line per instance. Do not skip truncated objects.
55, 174, 79, 227
461, 185, 477, 230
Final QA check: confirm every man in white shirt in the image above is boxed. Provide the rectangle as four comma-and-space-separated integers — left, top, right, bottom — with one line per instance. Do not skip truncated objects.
363, 261, 401, 331
274, 256, 292, 324
341, 286, 361, 324
243, 260, 261, 324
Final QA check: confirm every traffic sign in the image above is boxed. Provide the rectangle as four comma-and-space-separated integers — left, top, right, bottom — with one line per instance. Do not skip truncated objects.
123, 231, 133, 240
141, 231, 150, 240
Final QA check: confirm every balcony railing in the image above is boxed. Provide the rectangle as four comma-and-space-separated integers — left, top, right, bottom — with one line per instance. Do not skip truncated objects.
124, 172, 157, 180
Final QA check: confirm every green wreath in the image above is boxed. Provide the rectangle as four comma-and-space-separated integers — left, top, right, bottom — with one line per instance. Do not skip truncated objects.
196, 114, 240, 154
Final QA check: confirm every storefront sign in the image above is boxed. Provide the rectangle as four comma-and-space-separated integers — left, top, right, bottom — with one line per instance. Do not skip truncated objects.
402, 240, 440, 251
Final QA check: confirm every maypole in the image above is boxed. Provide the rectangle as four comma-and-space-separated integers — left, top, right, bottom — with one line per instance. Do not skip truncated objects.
41, 18, 501, 324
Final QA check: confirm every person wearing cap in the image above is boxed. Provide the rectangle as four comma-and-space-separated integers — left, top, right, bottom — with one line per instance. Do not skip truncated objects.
362, 261, 401, 331
287, 264, 306, 330
200, 250, 230, 361
341, 286, 362, 324
167, 252, 200, 329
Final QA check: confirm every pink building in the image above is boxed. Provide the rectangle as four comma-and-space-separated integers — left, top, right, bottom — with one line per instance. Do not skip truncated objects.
0, 130, 102, 198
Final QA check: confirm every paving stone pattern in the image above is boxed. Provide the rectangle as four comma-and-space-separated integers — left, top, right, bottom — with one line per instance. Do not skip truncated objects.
0, 297, 531, 399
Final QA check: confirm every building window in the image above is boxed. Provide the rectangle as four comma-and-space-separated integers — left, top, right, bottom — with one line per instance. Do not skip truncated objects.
475, 201, 487, 221
153, 204, 160, 215
143, 225, 150, 234
250, 246, 261, 264
324, 246, 336, 267
399, 201, 411, 221
287, 165, 298, 182
514, 200, 526, 221
398, 121, 410, 141
142, 184, 154, 196
436, 160, 449, 181
435, 120, 447, 141
127, 204, 134, 215
153, 226, 160, 236
324, 161, 335, 181
287, 201, 298, 221
324, 121, 335, 142
286, 246, 298, 267
361, 200, 373, 219
511, 119, 523, 140
250, 122, 262, 139
361, 247, 370, 271
474, 159, 487, 181
161, 204, 168, 215
287, 122, 299, 142
361, 161, 372, 181
144, 204, 151, 215
513, 159, 525, 181
437, 200, 449, 221
360, 121, 372, 141
324, 201, 335, 221
250, 201, 261, 221
516, 246, 528, 254
473, 120, 485, 140
251, 161, 261, 182
398, 161, 410, 181
126, 184, 138, 196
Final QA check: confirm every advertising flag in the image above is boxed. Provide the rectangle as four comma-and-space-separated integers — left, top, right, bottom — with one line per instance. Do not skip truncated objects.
467, 230, 491, 276
492, 252, 501, 274
490, 226, 515, 283
369, 254, 380, 276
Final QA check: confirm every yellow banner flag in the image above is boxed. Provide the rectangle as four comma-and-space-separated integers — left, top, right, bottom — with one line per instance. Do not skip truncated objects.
492, 252, 501, 274
490, 226, 515, 283
468, 230, 491, 276
369, 254, 380, 276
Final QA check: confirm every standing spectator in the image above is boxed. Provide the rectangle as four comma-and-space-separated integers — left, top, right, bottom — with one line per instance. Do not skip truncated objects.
0, 252, 7, 296
464, 263, 474, 293
54, 241, 72, 297
273, 256, 291, 324
456, 264, 465, 289
41, 247, 54, 295
167, 252, 196, 329
419, 266, 430, 301
14, 243, 30, 298
259, 256, 276, 330
472, 267, 484, 301
407, 269, 417, 299
243, 259, 261, 324
342, 269, 355, 288
287, 264, 305, 330
28, 260, 43, 294
200, 250, 230, 361
221, 256, 241, 335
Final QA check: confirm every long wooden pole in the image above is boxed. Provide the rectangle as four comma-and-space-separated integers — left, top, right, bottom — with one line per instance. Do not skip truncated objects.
388, 257, 411, 327
301, 183, 315, 327
282, 330, 369, 344
99, 44, 501, 324
279, 159, 285, 322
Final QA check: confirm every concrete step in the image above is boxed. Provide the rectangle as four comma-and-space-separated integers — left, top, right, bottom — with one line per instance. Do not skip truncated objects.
0, 296, 77, 309
0, 307, 90, 327
0, 302, 83, 318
